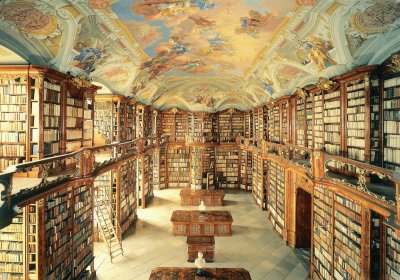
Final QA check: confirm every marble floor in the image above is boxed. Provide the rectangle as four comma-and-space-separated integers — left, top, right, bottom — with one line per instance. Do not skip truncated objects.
94, 189, 310, 280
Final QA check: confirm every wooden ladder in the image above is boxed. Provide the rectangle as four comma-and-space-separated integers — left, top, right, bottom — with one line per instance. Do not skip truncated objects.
93, 192, 124, 262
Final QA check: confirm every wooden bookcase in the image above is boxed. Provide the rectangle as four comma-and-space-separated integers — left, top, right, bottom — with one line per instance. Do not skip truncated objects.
190, 147, 203, 189
239, 149, 252, 191
267, 160, 285, 238
153, 147, 166, 190
0, 184, 95, 280
251, 153, 265, 209
0, 65, 97, 172
296, 96, 306, 146
244, 110, 253, 139
117, 160, 138, 233
218, 109, 244, 143
94, 96, 149, 145
188, 113, 203, 143
166, 146, 190, 188
382, 67, 400, 171
215, 146, 239, 189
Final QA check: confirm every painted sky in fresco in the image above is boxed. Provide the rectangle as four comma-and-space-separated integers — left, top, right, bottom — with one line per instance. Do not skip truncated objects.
110, 0, 297, 78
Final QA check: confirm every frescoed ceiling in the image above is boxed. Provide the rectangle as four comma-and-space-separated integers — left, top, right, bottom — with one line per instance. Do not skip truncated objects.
0, 0, 399, 112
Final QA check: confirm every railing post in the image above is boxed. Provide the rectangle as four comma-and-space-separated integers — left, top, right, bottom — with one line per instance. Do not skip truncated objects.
313, 151, 324, 180
81, 149, 94, 177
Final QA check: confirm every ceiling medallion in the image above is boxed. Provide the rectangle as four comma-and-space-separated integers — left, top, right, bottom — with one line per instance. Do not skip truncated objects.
388, 54, 400, 73
316, 77, 337, 91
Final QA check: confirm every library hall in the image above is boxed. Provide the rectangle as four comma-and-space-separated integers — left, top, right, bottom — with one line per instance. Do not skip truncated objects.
0, 0, 400, 279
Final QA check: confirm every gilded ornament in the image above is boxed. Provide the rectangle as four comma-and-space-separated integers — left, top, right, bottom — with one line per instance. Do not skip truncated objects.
296, 87, 308, 99
364, 74, 370, 89
316, 77, 337, 91
72, 75, 92, 88
313, 151, 321, 160
171, 108, 178, 114
388, 54, 400, 73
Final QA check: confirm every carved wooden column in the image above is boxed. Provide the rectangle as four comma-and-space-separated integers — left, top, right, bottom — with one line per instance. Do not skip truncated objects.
285, 169, 296, 247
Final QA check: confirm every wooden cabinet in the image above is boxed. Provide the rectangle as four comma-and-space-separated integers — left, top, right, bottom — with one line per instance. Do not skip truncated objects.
186, 235, 215, 262
171, 210, 233, 236
149, 267, 251, 280
179, 189, 224, 206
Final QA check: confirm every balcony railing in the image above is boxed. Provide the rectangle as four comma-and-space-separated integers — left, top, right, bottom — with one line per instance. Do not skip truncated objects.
0, 136, 167, 229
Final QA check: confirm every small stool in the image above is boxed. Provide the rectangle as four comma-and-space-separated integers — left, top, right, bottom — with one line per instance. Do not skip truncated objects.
186, 235, 215, 262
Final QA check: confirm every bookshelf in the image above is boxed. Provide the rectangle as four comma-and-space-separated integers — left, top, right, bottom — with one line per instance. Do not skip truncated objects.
239, 149, 252, 191
273, 104, 280, 143
203, 113, 217, 142
251, 153, 265, 209
306, 93, 314, 148
36, 79, 61, 158
382, 73, 400, 171
125, 100, 135, 141
218, 109, 244, 143
159, 147, 166, 189
0, 74, 28, 172
0, 66, 97, 172
202, 147, 215, 189
281, 100, 289, 144
72, 184, 93, 279
254, 109, 259, 139
333, 193, 363, 280
296, 97, 306, 146
162, 110, 175, 141
188, 113, 203, 143
267, 160, 285, 237
218, 110, 232, 143
94, 99, 113, 145
167, 146, 190, 188
231, 110, 244, 141
312, 186, 333, 280
190, 147, 203, 189
386, 226, 400, 279
313, 92, 324, 150
324, 88, 341, 155
244, 111, 253, 139
345, 79, 367, 161
215, 147, 239, 189
370, 74, 381, 165
0, 215, 24, 280
143, 153, 154, 204
175, 112, 188, 142
65, 90, 84, 153
261, 106, 267, 141
118, 160, 137, 233
136, 105, 145, 139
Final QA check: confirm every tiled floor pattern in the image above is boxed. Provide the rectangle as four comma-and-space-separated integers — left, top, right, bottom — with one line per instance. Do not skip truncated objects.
94, 189, 310, 280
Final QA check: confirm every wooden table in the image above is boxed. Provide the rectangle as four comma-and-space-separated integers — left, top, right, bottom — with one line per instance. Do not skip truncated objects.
149, 267, 251, 280
187, 235, 215, 262
171, 210, 233, 236
180, 189, 224, 206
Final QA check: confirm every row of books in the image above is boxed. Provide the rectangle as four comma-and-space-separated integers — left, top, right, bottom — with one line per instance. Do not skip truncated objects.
0, 85, 27, 95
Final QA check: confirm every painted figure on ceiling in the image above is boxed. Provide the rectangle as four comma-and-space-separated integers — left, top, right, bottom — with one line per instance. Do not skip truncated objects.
88, 0, 111, 10
296, 0, 318, 5
262, 82, 273, 95
72, 47, 105, 73
298, 36, 336, 70
132, 0, 217, 19
235, 10, 277, 38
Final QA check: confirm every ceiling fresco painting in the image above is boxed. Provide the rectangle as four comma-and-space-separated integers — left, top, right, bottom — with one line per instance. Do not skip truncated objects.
0, 0, 399, 112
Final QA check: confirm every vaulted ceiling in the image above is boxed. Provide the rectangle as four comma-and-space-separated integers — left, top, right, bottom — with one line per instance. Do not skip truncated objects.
0, 0, 399, 112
